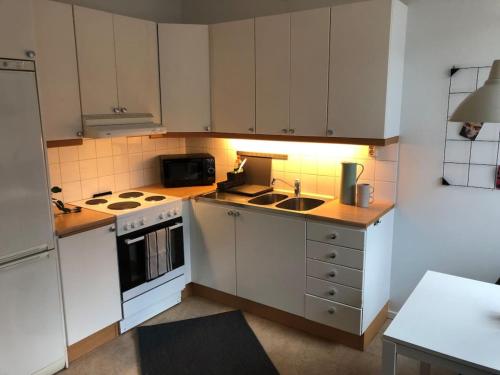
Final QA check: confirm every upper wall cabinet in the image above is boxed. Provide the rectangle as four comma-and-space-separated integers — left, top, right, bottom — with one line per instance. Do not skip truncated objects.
74, 6, 161, 122
327, 0, 407, 139
210, 19, 255, 134
255, 13, 291, 136
158, 24, 211, 133
290, 8, 331, 137
0, 0, 36, 60
34, 0, 83, 141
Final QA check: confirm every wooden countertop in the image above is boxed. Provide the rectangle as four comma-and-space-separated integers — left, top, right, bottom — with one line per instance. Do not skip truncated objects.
306, 199, 395, 227
138, 184, 217, 200
54, 205, 115, 238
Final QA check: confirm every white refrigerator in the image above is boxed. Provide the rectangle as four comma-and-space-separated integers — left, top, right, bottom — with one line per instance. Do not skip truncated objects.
0, 59, 66, 375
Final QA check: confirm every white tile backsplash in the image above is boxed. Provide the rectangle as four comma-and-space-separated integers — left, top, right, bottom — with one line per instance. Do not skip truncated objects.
470, 142, 498, 165
47, 137, 185, 202
185, 138, 399, 203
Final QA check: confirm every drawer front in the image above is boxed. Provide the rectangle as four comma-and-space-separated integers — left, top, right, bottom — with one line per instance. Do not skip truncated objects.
307, 240, 364, 270
307, 221, 365, 250
306, 277, 362, 308
305, 294, 361, 335
306, 259, 363, 289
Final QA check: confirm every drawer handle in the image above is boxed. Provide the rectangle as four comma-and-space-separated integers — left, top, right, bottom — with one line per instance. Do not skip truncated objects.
330, 233, 338, 240
328, 290, 336, 296
328, 308, 335, 315
330, 252, 337, 259
329, 271, 336, 278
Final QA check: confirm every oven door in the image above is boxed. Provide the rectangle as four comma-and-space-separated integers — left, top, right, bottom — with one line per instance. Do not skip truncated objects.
117, 219, 185, 297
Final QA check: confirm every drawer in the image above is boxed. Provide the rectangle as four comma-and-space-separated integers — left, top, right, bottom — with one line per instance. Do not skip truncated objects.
305, 294, 361, 335
306, 277, 362, 308
307, 221, 365, 250
307, 241, 364, 270
306, 259, 363, 289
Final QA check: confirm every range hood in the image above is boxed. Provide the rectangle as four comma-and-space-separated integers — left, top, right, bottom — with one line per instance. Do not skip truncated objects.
82, 113, 166, 138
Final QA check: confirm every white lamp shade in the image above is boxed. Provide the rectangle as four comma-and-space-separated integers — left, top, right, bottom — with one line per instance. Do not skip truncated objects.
450, 60, 500, 123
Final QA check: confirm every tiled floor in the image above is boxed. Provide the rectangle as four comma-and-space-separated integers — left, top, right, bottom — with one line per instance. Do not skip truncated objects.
60, 296, 453, 375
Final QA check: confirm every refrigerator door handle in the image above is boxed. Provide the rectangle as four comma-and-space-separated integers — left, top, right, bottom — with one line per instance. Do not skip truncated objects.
0, 251, 50, 271
0, 244, 50, 266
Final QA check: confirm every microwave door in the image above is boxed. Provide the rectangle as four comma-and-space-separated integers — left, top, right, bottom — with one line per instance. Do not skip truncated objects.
167, 223, 185, 272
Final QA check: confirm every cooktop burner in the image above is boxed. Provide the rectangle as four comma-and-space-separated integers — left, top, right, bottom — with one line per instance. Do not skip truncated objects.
108, 201, 141, 210
145, 195, 166, 202
85, 198, 108, 205
118, 191, 144, 199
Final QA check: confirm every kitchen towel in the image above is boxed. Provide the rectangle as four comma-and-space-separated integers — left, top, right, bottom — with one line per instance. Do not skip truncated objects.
146, 232, 158, 280
137, 310, 279, 375
156, 229, 167, 275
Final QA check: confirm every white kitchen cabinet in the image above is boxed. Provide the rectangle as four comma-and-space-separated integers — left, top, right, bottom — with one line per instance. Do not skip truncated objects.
113, 14, 161, 123
0, 0, 36, 60
255, 13, 290, 136
190, 201, 236, 294
236, 208, 305, 316
74, 6, 118, 116
210, 19, 255, 134
290, 7, 330, 137
58, 224, 122, 345
158, 24, 211, 132
74, 6, 160, 119
34, 0, 83, 141
327, 0, 407, 139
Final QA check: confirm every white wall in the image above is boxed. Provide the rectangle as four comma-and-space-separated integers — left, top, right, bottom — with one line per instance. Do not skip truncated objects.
391, 0, 500, 312
55, 0, 182, 22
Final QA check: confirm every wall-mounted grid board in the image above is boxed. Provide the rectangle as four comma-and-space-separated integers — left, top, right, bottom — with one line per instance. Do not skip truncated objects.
442, 65, 500, 190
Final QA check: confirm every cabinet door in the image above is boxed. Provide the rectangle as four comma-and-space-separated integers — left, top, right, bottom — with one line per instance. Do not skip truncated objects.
74, 6, 118, 115
0, 0, 36, 60
255, 13, 290, 136
211, 19, 255, 134
328, 1, 391, 139
236, 209, 306, 316
114, 15, 161, 122
158, 24, 210, 132
190, 201, 236, 294
34, 0, 82, 141
58, 225, 122, 345
290, 8, 330, 137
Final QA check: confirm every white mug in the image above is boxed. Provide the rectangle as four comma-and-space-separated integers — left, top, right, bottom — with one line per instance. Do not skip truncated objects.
356, 184, 374, 208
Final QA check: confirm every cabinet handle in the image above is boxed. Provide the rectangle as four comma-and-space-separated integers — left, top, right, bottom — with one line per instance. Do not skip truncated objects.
248, 127, 254, 132
76, 131, 83, 138
109, 226, 116, 232
204, 126, 211, 132
327, 129, 334, 136
330, 233, 337, 240
227, 211, 234, 216
281, 129, 288, 134
328, 308, 335, 315
374, 219, 381, 226
329, 271, 336, 278
25, 50, 36, 59
233, 211, 240, 217
330, 252, 337, 259
113, 107, 120, 114
328, 290, 336, 296
289, 129, 295, 135
121, 107, 128, 113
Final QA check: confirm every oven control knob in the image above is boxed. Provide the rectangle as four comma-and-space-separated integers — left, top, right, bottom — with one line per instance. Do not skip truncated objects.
167, 210, 172, 218
123, 223, 130, 231
131, 222, 136, 229
159, 213, 164, 219
140, 217, 146, 226
173, 208, 179, 216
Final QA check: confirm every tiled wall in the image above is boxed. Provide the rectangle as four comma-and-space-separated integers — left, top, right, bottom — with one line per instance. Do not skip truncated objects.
185, 138, 400, 202
47, 137, 185, 202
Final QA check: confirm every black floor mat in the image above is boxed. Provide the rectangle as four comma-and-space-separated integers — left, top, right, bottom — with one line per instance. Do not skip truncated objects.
137, 310, 279, 375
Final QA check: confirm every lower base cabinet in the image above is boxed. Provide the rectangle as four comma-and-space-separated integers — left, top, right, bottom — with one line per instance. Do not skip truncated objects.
58, 224, 122, 345
190, 200, 394, 338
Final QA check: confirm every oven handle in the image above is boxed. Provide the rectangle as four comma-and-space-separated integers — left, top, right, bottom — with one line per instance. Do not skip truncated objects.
167, 223, 183, 231
124, 236, 145, 245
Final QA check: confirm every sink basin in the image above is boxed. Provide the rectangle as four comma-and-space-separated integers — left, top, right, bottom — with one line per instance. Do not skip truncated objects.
248, 193, 289, 205
276, 197, 325, 211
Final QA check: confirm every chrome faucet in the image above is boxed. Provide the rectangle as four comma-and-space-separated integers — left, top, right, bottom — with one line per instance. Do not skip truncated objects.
272, 178, 301, 197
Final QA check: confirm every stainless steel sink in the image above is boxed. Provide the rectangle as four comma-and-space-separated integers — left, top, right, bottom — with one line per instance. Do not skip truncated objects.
276, 197, 325, 211
248, 193, 289, 205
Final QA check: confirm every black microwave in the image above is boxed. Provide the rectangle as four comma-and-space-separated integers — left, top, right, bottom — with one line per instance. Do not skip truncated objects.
160, 153, 216, 187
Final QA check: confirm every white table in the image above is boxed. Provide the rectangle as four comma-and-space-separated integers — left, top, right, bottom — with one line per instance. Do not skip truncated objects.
382, 271, 500, 375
